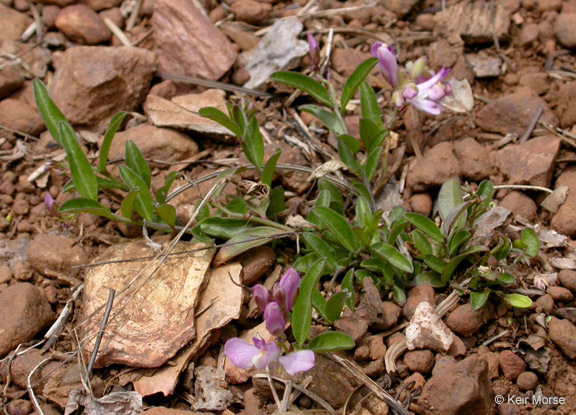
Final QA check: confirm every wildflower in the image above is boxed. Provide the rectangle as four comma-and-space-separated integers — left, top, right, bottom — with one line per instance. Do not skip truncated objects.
402, 68, 451, 116
370, 42, 399, 87
253, 268, 301, 315
44, 193, 57, 217
307, 34, 320, 70
264, 302, 286, 337
224, 336, 315, 376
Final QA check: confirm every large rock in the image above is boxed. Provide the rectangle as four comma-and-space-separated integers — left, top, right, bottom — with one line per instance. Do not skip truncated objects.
0, 4, 32, 41
27, 233, 90, 276
475, 92, 557, 136
453, 138, 492, 181
107, 124, 198, 167
548, 317, 576, 359
554, 13, 576, 48
152, 0, 237, 81
48, 46, 156, 129
419, 355, 494, 415
500, 191, 537, 221
55, 4, 111, 45
491, 135, 560, 187
0, 283, 55, 357
0, 64, 25, 100
551, 166, 576, 236
406, 142, 461, 192
0, 99, 45, 136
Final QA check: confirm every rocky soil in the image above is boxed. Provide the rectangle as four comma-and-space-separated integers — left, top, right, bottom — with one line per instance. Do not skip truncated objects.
1, 0, 576, 414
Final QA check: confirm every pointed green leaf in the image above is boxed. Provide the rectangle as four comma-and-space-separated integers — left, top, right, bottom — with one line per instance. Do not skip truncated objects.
118, 165, 154, 222
261, 149, 281, 188
307, 331, 355, 352
355, 197, 372, 228
412, 229, 433, 256
300, 104, 346, 135
477, 180, 494, 204
303, 232, 337, 271
98, 112, 126, 173
471, 290, 490, 310
424, 255, 446, 273
58, 198, 115, 220
360, 81, 382, 128
58, 122, 98, 201
314, 206, 359, 252
242, 116, 264, 172
441, 246, 488, 282
156, 171, 179, 204
372, 242, 414, 273
359, 118, 386, 153
270, 72, 332, 107
120, 190, 138, 219
413, 271, 445, 287
337, 138, 361, 176
155, 204, 176, 227
438, 177, 463, 221
32, 79, 67, 146
521, 228, 540, 258
392, 286, 406, 304
199, 107, 241, 137
325, 291, 349, 323
341, 268, 355, 311
364, 146, 382, 182
505, 293, 532, 309
405, 213, 443, 243
340, 57, 378, 112
292, 258, 327, 345
449, 229, 471, 256
200, 217, 251, 239
125, 140, 151, 189
213, 226, 287, 266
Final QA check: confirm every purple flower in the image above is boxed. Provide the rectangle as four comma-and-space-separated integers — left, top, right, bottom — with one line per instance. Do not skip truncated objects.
264, 302, 285, 337
370, 42, 399, 87
403, 68, 451, 115
307, 34, 320, 68
274, 268, 300, 311
253, 284, 270, 313
224, 336, 315, 376
44, 193, 57, 217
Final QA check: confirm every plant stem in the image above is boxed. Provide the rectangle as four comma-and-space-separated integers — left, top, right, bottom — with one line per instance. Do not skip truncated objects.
213, 202, 295, 233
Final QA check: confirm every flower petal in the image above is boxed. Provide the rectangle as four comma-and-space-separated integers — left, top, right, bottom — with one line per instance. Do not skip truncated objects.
264, 302, 286, 337
224, 338, 259, 369
278, 350, 316, 376
407, 98, 443, 115
416, 67, 450, 94
278, 268, 300, 311
253, 341, 281, 370
252, 284, 271, 313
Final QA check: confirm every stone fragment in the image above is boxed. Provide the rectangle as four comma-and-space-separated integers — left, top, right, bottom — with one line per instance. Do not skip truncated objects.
49, 46, 155, 129
446, 303, 486, 337
153, 0, 236, 81
547, 286, 573, 302
143, 409, 194, 415
240, 246, 275, 285
549, 317, 576, 359
551, 166, 576, 236
403, 286, 435, 319
500, 191, 537, 221
192, 366, 233, 411
434, 1, 510, 43
0, 283, 55, 357
465, 52, 502, 78
373, 301, 401, 331
476, 93, 557, 136
0, 4, 32, 40
406, 142, 461, 192
79, 0, 121, 11
27, 234, 89, 276
534, 293, 554, 313
558, 270, 576, 293
519, 72, 549, 96
0, 40, 51, 79
55, 4, 111, 45
404, 350, 435, 374
420, 355, 494, 415
0, 64, 25, 100
498, 350, 526, 380
405, 302, 454, 353
410, 193, 433, 217
556, 81, 576, 128
491, 136, 560, 187
219, 22, 259, 52
0, 99, 45, 136
230, 0, 271, 24
31, 0, 75, 5
382, 0, 419, 16
368, 337, 387, 360
363, 358, 385, 377
334, 312, 368, 342
99, 7, 124, 29
453, 138, 492, 181
517, 371, 538, 390
0, 265, 11, 283
108, 124, 198, 167
519, 23, 539, 46
554, 13, 576, 48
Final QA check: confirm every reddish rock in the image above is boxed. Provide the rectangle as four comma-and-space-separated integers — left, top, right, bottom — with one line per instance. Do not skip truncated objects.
410, 193, 433, 217
31, 0, 75, 5
534, 294, 554, 314
491, 135, 561, 188
27, 233, 89, 276
42, 4, 61, 29
240, 246, 275, 284
403, 286, 435, 319
549, 317, 576, 359
477, 346, 500, 379
48, 46, 156, 129
99, 7, 124, 29
448, 335, 467, 357
554, 13, 576, 48
0, 283, 56, 357
56, 4, 112, 45
0, 64, 25, 100
230, 0, 271, 24
368, 336, 387, 360
0, 349, 60, 392
153, 0, 237, 81
519, 72, 549, 95
556, 81, 576, 128
519, 23, 539, 46
498, 403, 521, 415
498, 350, 526, 380
407, 142, 461, 192
363, 358, 385, 377
446, 303, 486, 337
6, 399, 32, 415
420, 355, 494, 415
453, 138, 492, 181
0, 4, 32, 41
558, 270, 576, 293
404, 350, 435, 374
476, 92, 557, 136
374, 301, 402, 330
0, 99, 45, 136
499, 191, 537, 221
220, 22, 260, 52
517, 371, 538, 390
334, 313, 368, 342
547, 286, 573, 302
80, 0, 121, 11
354, 344, 370, 361
552, 166, 576, 236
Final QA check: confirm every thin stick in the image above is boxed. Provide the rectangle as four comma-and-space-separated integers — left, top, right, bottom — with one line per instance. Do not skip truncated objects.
85, 288, 115, 384
104, 17, 132, 46
42, 284, 84, 352
266, 368, 283, 410
519, 105, 543, 144
126, 0, 142, 30
159, 72, 274, 98
28, 358, 50, 415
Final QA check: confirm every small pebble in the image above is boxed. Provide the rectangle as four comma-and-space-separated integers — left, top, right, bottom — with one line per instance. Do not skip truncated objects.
547, 286, 574, 302
517, 371, 539, 390
0, 265, 11, 284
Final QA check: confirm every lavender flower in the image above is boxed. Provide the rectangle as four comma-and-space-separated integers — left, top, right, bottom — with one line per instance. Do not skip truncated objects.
264, 302, 286, 337
273, 268, 300, 311
307, 34, 320, 70
370, 42, 399, 87
402, 68, 451, 116
225, 336, 315, 376
44, 193, 57, 217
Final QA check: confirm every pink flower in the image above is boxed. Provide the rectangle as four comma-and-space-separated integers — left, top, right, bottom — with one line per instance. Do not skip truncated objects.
253, 284, 270, 313
274, 268, 300, 311
403, 68, 451, 115
307, 34, 320, 69
370, 42, 399, 87
224, 336, 315, 376
44, 193, 57, 217
264, 302, 286, 337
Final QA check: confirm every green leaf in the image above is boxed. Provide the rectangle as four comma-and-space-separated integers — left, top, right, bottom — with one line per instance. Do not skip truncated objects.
372, 242, 414, 273
308, 331, 355, 352
404, 213, 443, 243
441, 201, 471, 236
339, 134, 361, 154
200, 217, 251, 239
359, 118, 386, 153
449, 230, 471, 256
497, 273, 515, 285
325, 291, 349, 323
118, 165, 154, 222
356, 197, 372, 228
213, 226, 287, 266
521, 228, 540, 258
292, 258, 327, 345
300, 105, 346, 135
267, 186, 286, 219
338, 139, 361, 176
98, 112, 126, 173
413, 271, 445, 287
261, 149, 281, 188
441, 246, 488, 282
303, 232, 337, 271
58, 198, 115, 220
243, 116, 264, 172
58, 122, 99, 201
199, 107, 241, 137
360, 81, 382, 128
412, 229, 433, 256
294, 253, 319, 273
364, 146, 382, 182
386, 219, 409, 245
270, 72, 332, 107
32, 79, 67, 146
477, 180, 494, 204
314, 206, 359, 252
97, 176, 126, 190
438, 177, 463, 221
341, 268, 355, 310
120, 190, 138, 219
340, 57, 379, 113
155, 204, 176, 227
424, 255, 446, 274
392, 286, 406, 304
125, 140, 151, 189
155, 171, 179, 204
350, 181, 373, 202
312, 289, 329, 322
471, 290, 490, 310
505, 293, 532, 309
